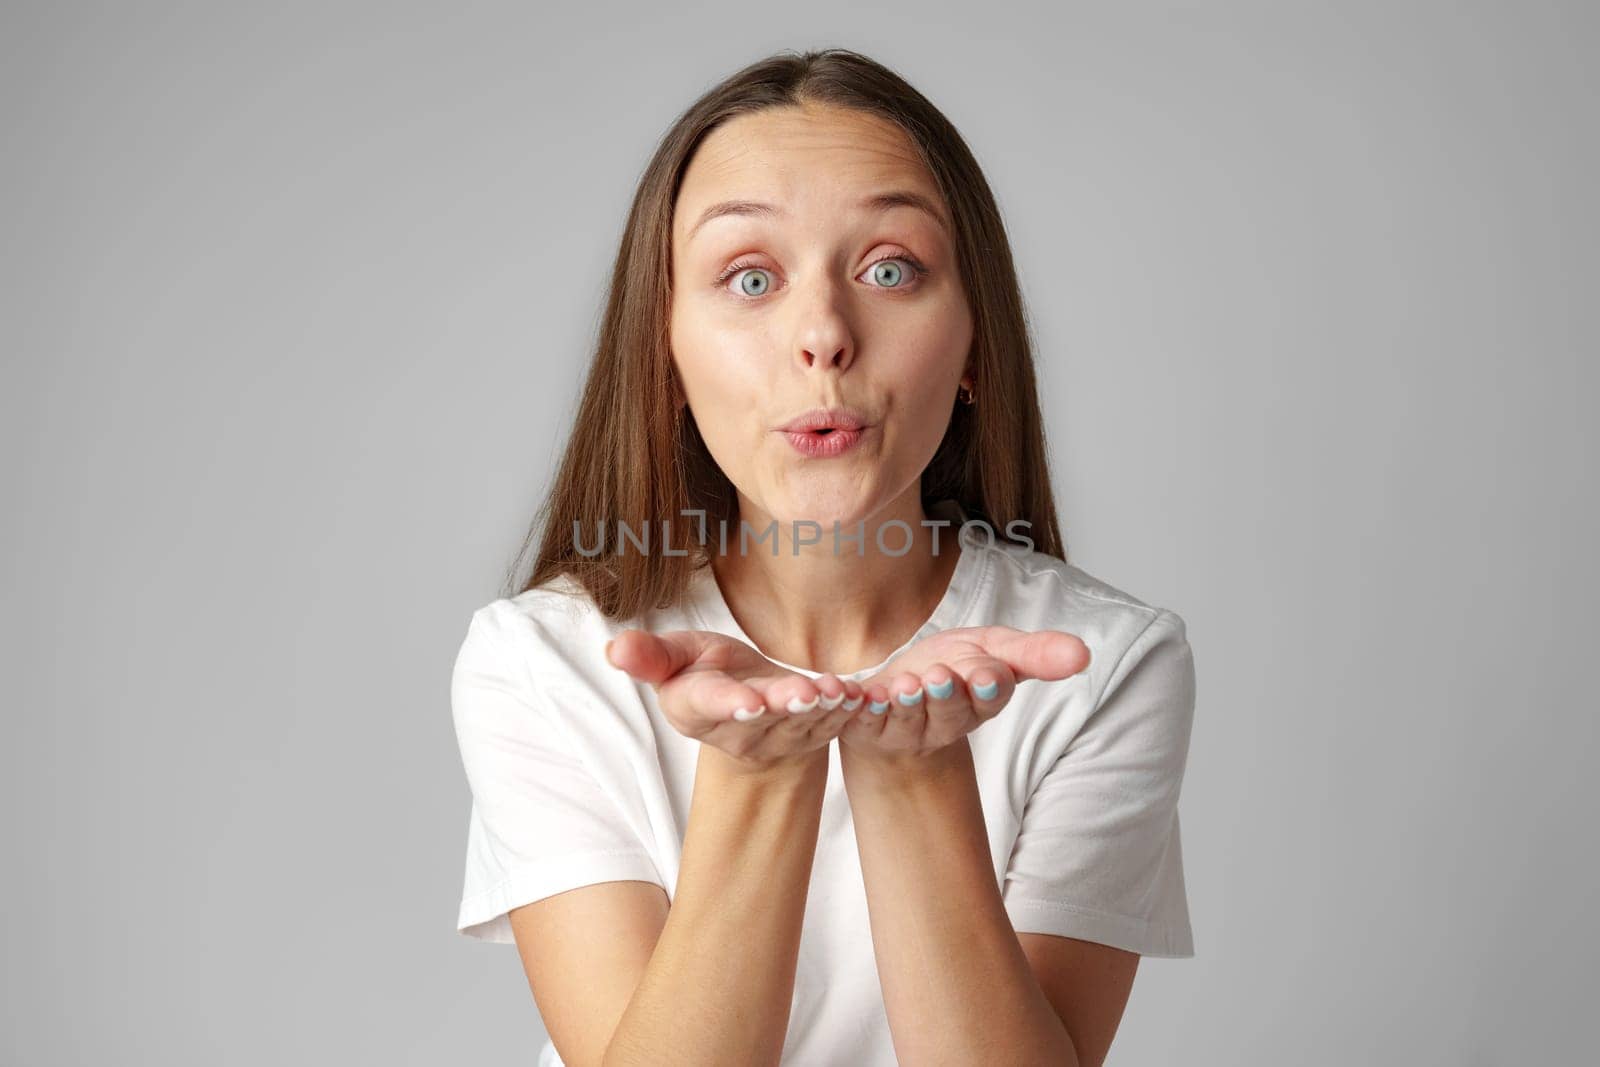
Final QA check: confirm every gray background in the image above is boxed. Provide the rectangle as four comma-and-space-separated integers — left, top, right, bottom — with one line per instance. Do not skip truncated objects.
4, 2, 1594, 1064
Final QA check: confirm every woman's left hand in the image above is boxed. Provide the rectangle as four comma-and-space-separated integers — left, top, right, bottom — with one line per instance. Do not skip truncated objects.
839, 626, 1091, 759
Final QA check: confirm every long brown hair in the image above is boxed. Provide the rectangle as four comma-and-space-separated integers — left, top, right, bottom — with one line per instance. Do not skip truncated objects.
505, 47, 1064, 619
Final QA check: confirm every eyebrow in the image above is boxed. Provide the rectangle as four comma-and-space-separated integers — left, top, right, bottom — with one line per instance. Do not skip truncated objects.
685, 190, 949, 242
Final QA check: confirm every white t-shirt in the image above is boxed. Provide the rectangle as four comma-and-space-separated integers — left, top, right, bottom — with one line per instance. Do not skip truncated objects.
450, 502, 1196, 1066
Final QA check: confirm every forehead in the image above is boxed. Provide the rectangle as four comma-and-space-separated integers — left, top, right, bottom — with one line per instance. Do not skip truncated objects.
674, 104, 946, 238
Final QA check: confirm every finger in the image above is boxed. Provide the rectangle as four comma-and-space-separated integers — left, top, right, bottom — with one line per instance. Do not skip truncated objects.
964, 658, 1019, 722
699, 695, 785, 759
864, 683, 893, 719
784, 673, 845, 734
606, 628, 726, 685
842, 682, 890, 741
686, 671, 808, 754
814, 673, 848, 713
664, 669, 770, 734
750, 675, 835, 753
970, 627, 1091, 683
920, 662, 969, 725
811, 675, 864, 739
878, 671, 928, 748
763, 674, 823, 716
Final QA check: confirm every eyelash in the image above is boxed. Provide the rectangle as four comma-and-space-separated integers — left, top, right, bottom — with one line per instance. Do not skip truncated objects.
714, 251, 930, 299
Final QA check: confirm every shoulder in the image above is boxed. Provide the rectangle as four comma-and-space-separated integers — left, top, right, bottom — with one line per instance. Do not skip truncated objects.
976, 547, 1196, 791
467, 572, 608, 646
977, 542, 1189, 674
452, 573, 674, 759
454, 573, 625, 699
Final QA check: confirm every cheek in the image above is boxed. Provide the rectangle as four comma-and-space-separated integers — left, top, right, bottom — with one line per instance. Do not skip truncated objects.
882, 311, 969, 393
674, 326, 769, 410
673, 306, 731, 395
670, 322, 774, 476
877, 308, 970, 455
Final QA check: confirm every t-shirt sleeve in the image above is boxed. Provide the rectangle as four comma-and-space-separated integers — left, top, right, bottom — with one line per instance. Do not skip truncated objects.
1001, 608, 1197, 957
451, 603, 663, 944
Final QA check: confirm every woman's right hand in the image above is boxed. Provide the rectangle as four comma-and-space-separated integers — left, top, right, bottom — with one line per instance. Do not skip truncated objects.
604, 628, 864, 771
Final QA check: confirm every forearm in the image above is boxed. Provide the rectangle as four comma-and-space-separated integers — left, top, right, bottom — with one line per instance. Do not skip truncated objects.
840, 739, 1078, 1065
604, 744, 828, 1067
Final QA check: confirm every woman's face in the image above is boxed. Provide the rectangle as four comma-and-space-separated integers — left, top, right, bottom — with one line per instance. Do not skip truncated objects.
669, 102, 974, 530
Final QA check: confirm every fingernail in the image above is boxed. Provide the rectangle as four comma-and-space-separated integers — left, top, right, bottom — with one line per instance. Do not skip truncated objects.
787, 694, 819, 714
926, 677, 954, 700
604, 638, 615, 665
868, 699, 890, 715
732, 705, 766, 722
896, 687, 924, 706
819, 691, 845, 710
973, 680, 999, 701
842, 694, 863, 711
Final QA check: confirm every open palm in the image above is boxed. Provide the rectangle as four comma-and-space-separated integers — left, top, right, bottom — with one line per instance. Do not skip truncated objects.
838, 626, 1091, 756
605, 624, 1090, 767
605, 628, 874, 769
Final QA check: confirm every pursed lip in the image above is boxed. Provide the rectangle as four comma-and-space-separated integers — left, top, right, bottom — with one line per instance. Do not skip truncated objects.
775, 406, 871, 433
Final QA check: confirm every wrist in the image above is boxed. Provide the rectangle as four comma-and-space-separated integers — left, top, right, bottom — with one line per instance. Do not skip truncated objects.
839, 735, 973, 790
698, 740, 829, 785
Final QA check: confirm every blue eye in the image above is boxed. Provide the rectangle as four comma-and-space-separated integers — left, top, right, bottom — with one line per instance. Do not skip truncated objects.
863, 254, 928, 290
716, 252, 928, 299
869, 260, 905, 287
737, 268, 772, 296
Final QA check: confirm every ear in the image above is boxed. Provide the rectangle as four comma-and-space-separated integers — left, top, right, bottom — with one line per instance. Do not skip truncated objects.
667, 359, 688, 411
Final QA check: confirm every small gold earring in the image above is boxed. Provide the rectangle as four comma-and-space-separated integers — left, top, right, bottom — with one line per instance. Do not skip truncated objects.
958, 382, 976, 405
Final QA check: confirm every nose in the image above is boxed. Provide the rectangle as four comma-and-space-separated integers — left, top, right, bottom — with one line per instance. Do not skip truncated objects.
800, 343, 851, 372
792, 277, 856, 376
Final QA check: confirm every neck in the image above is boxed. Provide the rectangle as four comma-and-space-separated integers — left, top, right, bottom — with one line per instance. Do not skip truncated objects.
709, 492, 963, 676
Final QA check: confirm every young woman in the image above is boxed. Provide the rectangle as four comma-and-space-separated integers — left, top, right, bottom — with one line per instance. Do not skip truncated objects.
451, 48, 1196, 1067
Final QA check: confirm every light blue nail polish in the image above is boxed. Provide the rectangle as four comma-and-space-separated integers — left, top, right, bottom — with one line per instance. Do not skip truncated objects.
896, 688, 924, 706
868, 700, 890, 715
973, 680, 998, 701
927, 677, 954, 700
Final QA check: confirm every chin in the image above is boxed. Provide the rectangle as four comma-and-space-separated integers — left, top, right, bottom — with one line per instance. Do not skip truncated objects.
768, 484, 875, 529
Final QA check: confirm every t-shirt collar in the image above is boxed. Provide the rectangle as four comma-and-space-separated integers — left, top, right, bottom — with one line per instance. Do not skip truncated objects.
684, 498, 989, 681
